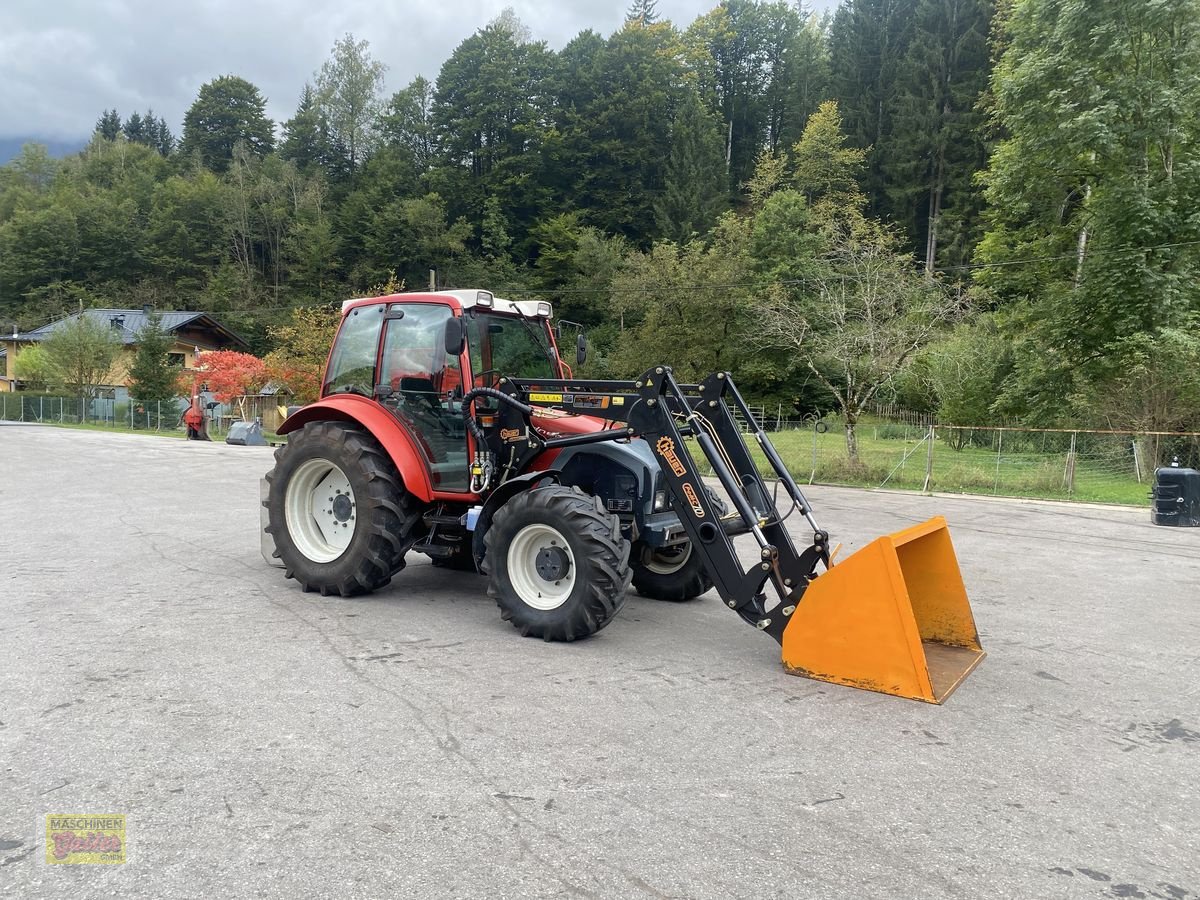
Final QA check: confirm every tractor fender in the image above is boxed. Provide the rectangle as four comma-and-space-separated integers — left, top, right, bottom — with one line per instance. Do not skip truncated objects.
472, 469, 562, 571
277, 396, 435, 502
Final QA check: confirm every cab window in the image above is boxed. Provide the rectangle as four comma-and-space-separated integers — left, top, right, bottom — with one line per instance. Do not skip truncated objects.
323, 304, 385, 397
466, 312, 556, 384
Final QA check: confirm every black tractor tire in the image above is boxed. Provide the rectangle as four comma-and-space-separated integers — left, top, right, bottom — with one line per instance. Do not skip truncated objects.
264, 421, 421, 596
631, 541, 712, 602
632, 485, 726, 602
484, 485, 632, 641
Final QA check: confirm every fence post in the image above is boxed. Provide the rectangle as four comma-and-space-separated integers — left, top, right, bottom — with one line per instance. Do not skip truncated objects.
924, 425, 934, 493
1132, 438, 1142, 483
810, 424, 818, 484
993, 429, 1003, 495
1065, 432, 1077, 497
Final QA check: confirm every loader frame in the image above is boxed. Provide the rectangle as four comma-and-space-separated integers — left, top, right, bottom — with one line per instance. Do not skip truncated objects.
466, 366, 831, 643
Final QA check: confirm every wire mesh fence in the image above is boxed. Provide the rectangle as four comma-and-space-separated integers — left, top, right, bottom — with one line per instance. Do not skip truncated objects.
0, 393, 242, 438
3, 390, 1195, 506
749, 420, 1200, 506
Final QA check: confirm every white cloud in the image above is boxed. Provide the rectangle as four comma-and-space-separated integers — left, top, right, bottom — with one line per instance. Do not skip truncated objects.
0, 0, 836, 141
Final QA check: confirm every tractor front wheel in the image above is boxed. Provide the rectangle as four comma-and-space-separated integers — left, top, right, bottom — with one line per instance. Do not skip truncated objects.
485, 486, 632, 641
631, 540, 712, 602
265, 421, 420, 596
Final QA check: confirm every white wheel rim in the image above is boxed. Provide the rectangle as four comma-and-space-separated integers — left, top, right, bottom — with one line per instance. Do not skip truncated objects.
285, 458, 357, 563
507, 523, 576, 611
641, 542, 692, 576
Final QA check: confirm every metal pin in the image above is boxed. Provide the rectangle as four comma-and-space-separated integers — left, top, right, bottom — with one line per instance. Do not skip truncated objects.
781, 606, 795, 616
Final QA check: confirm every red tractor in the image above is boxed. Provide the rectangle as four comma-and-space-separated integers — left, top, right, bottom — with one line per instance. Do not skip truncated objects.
263, 290, 985, 702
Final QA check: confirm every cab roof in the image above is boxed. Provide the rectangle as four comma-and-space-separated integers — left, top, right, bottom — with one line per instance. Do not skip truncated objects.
341, 289, 552, 319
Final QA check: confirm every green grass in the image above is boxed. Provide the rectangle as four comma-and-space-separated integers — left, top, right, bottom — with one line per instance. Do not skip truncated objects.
721, 425, 1150, 507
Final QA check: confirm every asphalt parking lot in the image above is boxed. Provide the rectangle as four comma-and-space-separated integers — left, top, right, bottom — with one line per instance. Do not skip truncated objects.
2, 424, 1198, 899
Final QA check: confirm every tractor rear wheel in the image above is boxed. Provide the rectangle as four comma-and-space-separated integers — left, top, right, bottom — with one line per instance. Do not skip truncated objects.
265, 421, 420, 596
485, 485, 632, 641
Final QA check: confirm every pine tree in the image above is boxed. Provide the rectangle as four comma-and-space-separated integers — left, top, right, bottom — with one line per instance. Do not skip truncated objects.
96, 110, 122, 141
625, 0, 659, 26
791, 100, 868, 217
127, 312, 179, 426
280, 84, 334, 174
654, 90, 729, 243
778, 10, 833, 151
827, 0, 915, 217
122, 111, 147, 144
180, 75, 275, 172
886, 0, 994, 273
152, 116, 175, 156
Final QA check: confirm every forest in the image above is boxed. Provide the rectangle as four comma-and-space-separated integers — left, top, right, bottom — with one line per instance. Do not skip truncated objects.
1, 0, 1198, 431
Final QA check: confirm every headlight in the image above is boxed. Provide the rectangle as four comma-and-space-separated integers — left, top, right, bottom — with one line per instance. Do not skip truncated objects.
653, 490, 667, 512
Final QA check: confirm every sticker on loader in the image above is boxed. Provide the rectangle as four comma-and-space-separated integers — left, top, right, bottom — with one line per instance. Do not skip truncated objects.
681, 483, 705, 518
655, 437, 687, 477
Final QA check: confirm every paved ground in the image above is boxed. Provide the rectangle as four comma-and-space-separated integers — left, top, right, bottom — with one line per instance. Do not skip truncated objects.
1, 424, 1198, 899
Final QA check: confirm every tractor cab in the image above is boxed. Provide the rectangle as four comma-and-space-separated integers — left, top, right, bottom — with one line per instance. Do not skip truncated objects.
320, 290, 564, 492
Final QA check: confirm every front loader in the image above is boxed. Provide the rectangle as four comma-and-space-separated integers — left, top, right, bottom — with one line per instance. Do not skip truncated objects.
263, 289, 984, 703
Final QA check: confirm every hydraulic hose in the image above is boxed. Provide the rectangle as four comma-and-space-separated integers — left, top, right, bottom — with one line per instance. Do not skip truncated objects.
460, 386, 535, 444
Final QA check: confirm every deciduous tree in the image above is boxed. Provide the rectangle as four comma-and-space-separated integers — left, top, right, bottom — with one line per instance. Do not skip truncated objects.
41, 314, 124, 416
194, 349, 268, 420
264, 306, 340, 403
754, 217, 965, 462
314, 34, 387, 173
977, 0, 1200, 415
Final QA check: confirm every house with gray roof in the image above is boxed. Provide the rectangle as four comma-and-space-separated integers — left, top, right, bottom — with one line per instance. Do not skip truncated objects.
1, 307, 248, 398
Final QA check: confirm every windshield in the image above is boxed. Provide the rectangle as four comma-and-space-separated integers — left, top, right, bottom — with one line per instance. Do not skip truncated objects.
466, 311, 557, 383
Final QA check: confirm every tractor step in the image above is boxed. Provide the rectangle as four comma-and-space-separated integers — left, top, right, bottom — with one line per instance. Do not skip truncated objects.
423, 512, 466, 528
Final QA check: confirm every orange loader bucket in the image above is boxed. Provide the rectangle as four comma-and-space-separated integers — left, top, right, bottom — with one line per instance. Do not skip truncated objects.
781, 516, 984, 703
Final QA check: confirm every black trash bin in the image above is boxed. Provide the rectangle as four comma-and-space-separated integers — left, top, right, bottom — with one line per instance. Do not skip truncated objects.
1151, 466, 1200, 527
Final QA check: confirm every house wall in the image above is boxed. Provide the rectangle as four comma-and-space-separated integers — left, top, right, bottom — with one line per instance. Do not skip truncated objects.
1, 339, 20, 391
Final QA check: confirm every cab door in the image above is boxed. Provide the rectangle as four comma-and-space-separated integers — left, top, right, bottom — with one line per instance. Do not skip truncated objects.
377, 303, 470, 492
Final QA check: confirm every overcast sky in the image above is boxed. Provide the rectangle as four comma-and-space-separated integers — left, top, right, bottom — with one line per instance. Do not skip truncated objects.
0, 0, 837, 143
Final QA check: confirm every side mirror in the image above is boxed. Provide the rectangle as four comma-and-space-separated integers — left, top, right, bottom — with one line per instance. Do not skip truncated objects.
444, 317, 466, 356
576, 332, 587, 366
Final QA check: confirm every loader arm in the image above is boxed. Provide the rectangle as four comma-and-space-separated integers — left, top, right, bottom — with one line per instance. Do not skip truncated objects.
464, 366, 986, 704
464, 366, 831, 642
